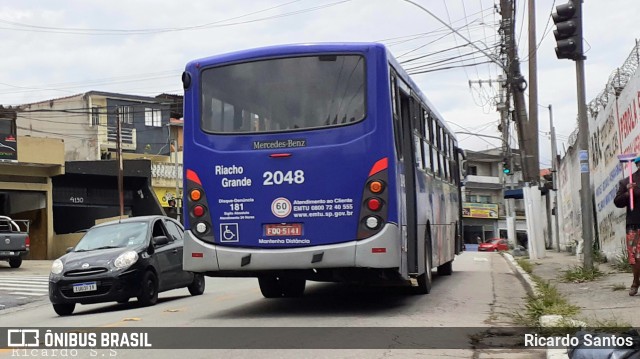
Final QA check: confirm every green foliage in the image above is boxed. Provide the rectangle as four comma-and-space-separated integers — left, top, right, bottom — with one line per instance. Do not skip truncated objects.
611, 248, 633, 273
516, 258, 534, 274
560, 265, 605, 283
612, 283, 627, 291
593, 251, 607, 264
512, 275, 580, 327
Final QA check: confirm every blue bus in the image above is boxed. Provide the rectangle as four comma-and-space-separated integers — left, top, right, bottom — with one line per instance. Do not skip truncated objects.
181, 43, 463, 297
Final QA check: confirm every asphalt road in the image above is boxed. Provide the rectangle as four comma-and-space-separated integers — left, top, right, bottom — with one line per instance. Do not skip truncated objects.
0, 252, 544, 359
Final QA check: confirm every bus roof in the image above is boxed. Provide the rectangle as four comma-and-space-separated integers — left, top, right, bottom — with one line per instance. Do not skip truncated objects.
187, 42, 456, 143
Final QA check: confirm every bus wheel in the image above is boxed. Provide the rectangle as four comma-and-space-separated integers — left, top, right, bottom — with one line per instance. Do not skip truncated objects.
258, 277, 283, 298
437, 261, 453, 276
414, 233, 433, 295
281, 278, 305, 297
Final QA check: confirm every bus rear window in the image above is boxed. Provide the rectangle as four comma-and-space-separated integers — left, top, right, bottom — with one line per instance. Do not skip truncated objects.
200, 55, 366, 133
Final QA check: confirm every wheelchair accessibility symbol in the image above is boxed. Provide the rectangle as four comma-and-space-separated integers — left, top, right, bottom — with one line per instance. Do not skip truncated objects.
219, 223, 239, 242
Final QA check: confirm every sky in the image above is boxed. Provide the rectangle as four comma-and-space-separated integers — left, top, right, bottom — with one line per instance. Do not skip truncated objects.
0, 0, 638, 169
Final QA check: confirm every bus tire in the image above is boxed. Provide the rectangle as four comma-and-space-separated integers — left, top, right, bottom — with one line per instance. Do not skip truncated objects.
437, 260, 453, 276
258, 277, 282, 298
281, 278, 305, 297
414, 231, 433, 295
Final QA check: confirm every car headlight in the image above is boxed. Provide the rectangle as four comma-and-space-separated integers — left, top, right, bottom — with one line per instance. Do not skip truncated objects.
51, 259, 63, 275
114, 251, 139, 270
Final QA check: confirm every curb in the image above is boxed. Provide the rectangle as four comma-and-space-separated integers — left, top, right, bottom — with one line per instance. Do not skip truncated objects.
502, 253, 568, 359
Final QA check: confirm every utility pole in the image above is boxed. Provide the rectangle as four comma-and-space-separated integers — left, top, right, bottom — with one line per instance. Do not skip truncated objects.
501, 0, 533, 183
552, 0, 592, 269
116, 111, 124, 218
528, 0, 540, 183
173, 139, 181, 223
549, 105, 562, 252
577, 56, 594, 270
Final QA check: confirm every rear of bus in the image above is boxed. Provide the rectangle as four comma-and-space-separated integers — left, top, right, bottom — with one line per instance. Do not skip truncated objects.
181, 43, 404, 295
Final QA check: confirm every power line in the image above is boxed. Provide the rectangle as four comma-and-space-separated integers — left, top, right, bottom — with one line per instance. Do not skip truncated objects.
0, 0, 350, 36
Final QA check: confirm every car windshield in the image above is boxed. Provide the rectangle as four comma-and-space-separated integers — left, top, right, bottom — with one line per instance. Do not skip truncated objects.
491, 240, 501, 244
74, 222, 149, 252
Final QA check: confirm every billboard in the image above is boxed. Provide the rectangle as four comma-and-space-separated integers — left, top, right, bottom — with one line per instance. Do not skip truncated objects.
462, 203, 499, 219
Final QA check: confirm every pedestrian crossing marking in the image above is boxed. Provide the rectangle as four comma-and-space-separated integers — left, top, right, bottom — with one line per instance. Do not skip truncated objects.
0, 275, 49, 297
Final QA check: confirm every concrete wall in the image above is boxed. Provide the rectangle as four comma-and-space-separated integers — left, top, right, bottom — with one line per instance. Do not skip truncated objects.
51, 233, 84, 259
18, 95, 99, 161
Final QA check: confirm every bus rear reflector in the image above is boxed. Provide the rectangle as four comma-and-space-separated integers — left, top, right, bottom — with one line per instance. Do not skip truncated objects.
186, 169, 202, 185
372, 248, 386, 253
192, 253, 204, 258
269, 153, 292, 158
368, 157, 388, 176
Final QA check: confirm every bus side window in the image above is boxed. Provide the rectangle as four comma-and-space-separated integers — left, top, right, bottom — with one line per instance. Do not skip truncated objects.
426, 112, 435, 173
390, 72, 402, 160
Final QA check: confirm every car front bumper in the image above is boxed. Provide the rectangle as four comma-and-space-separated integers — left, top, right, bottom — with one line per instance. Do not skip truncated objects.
49, 268, 143, 305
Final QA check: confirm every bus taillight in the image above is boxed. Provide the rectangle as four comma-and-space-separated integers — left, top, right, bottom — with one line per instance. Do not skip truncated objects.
358, 158, 389, 239
369, 180, 384, 194
185, 168, 215, 243
366, 198, 382, 211
193, 205, 205, 217
365, 216, 382, 230
190, 189, 202, 201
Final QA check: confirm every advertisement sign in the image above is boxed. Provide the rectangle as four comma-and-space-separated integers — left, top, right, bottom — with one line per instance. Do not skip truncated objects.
462, 203, 498, 219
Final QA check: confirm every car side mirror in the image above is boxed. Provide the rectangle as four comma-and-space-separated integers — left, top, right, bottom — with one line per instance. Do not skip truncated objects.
65, 247, 74, 253
153, 235, 169, 247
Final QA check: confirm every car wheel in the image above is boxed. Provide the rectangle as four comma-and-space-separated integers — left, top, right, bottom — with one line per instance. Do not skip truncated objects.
53, 303, 75, 316
137, 271, 158, 306
493, 248, 499, 252
9, 257, 22, 268
188, 273, 205, 296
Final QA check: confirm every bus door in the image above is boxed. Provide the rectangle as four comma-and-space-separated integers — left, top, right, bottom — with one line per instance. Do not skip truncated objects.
397, 86, 420, 276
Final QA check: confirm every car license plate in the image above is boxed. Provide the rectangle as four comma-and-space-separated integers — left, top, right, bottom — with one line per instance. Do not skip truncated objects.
72, 282, 97, 293
264, 223, 303, 236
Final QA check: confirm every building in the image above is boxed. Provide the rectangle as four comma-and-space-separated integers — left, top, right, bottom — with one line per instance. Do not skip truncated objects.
0, 107, 65, 259
462, 148, 528, 247
14, 92, 185, 257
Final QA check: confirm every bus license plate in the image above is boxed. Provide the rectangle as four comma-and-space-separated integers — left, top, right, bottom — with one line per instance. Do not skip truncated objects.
264, 223, 303, 237
72, 282, 97, 293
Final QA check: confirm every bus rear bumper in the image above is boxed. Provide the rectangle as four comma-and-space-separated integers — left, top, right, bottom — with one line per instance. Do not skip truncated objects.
183, 224, 401, 273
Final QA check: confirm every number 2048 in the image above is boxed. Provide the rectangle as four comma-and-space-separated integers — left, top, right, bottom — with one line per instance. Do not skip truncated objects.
263, 170, 305, 185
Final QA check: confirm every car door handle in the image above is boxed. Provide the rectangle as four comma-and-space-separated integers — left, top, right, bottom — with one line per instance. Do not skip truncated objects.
172, 249, 179, 254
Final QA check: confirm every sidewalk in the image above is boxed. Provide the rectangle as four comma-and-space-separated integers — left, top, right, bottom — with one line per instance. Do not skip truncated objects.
509, 250, 639, 358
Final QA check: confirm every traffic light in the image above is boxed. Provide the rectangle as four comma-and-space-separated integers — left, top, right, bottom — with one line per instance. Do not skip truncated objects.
502, 161, 511, 175
552, 0, 584, 61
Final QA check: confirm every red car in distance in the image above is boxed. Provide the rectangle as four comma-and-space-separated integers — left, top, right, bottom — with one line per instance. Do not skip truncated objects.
478, 238, 509, 252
